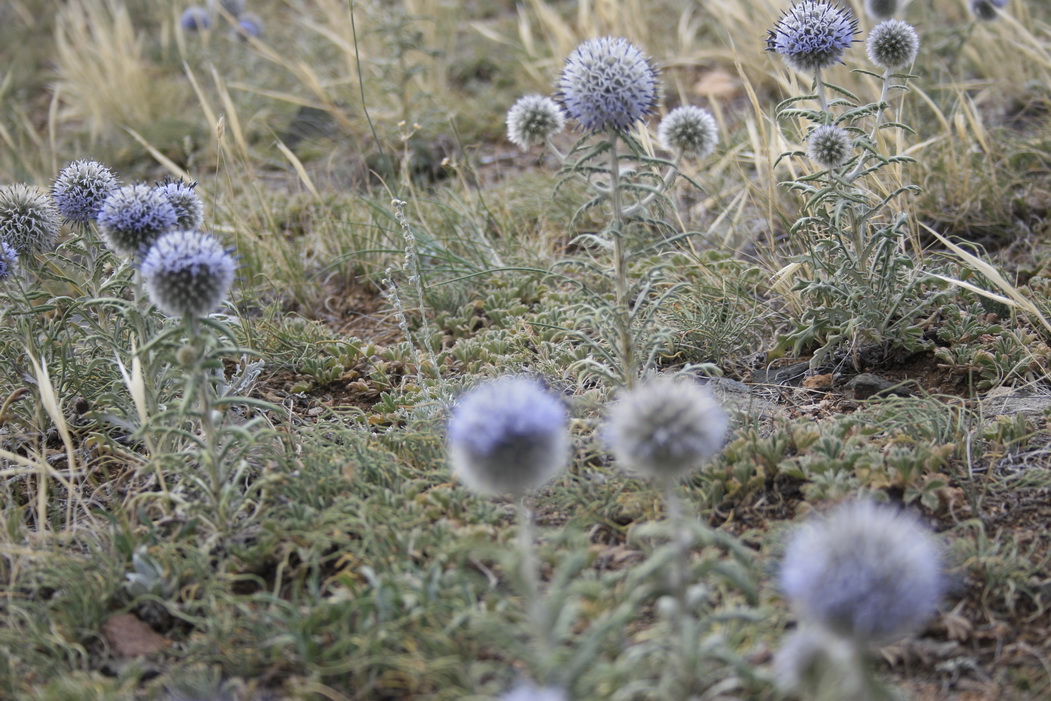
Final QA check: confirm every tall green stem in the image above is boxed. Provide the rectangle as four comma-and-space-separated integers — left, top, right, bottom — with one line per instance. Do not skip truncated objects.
517, 496, 553, 681
607, 129, 636, 389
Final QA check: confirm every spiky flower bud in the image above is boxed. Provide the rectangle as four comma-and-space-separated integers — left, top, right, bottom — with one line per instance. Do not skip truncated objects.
506, 95, 566, 149
0, 184, 60, 255
864, 0, 898, 20
780, 500, 944, 642
447, 377, 569, 496
657, 105, 719, 159
181, 6, 211, 32
141, 230, 236, 318
866, 19, 919, 70
970, 0, 1006, 21
98, 184, 178, 259
0, 241, 17, 281
155, 180, 205, 231
556, 36, 659, 133
766, 0, 859, 75
605, 376, 728, 482
52, 159, 120, 224
806, 124, 852, 169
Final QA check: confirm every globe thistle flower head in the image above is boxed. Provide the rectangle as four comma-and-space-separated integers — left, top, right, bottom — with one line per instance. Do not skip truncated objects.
605, 376, 729, 482
52, 159, 120, 224
181, 6, 211, 32
970, 0, 1006, 22
220, 0, 247, 18
766, 0, 860, 75
141, 230, 237, 318
657, 105, 719, 158
806, 124, 852, 169
501, 684, 568, 701
447, 377, 569, 496
0, 184, 60, 255
98, 184, 178, 259
864, 0, 899, 21
234, 13, 263, 39
556, 36, 659, 133
506, 95, 566, 149
0, 241, 17, 281
155, 179, 205, 231
779, 499, 944, 642
866, 19, 919, 71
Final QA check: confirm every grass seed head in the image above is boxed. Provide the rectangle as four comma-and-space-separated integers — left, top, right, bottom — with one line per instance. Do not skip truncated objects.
866, 19, 920, 71
556, 37, 660, 133
506, 95, 566, 149
98, 184, 178, 259
766, 0, 859, 75
657, 105, 719, 159
52, 159, 120, 224
0, 184, 60, 256
141, 230, 236, 319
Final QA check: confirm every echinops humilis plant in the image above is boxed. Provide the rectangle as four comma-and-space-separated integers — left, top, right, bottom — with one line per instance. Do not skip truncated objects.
866, 19, 920, 71
180, 6, 212, 32
805, 124, 852, 169
155, 180, 206, 232
98, 183, 179, 259
52, 159, 120, 224
766, 0, 859, 82
657, 105, 719, 159
506, 95, 566, 150
141, 230, 236, 319
0, 184, 60, 256
556, 36, 659, 133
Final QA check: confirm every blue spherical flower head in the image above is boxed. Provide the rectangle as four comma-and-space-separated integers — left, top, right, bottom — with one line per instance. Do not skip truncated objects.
98, 184, 178, 260
0, 184, 60, 255
447, 377, 570, 496
0, 241, 17, 281
234, 13, 263, 40
780, 500, 944, 643
556, 37, 659, 133
766, 0, 860, 75
181, 6, 212, 32
155, 179, 205, 231
141, 230, 236, 319
52, 159, 120, 224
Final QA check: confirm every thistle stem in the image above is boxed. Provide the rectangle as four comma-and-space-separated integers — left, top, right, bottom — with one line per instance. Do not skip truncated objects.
663, 480, 696, 692
814, 69, 831, 122
607, 129, 636, 388
187, 314, 225, 535
517, 496, 554, 681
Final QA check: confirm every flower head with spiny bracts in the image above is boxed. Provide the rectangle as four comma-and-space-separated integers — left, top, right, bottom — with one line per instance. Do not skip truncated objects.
98, 184, 178, 260
506, 95, 566, 149
657, 105, 719, 159
605, 376, 728, 482
866, 19, 919, 71
766, 0, 859, 75
806, 124, 852, 169
556, 37, 659, 133
0, 241, 17, 281
155, 180, 205, 231
141, 230, 236, 319
447, 376, 569, 496
52, 159, 120, 224
780, 499, 944, 642
0, 184, 60, 256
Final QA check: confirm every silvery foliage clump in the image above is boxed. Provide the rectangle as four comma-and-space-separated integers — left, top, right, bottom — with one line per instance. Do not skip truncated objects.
0, 184, 60, 256
768, 4, 946, 366
506, 36, 720, 386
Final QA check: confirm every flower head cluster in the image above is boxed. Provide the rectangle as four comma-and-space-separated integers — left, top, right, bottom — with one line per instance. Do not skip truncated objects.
98, 184, 178, 259
52, 160, 120, 224
970, 0, 1006, 22
779, 499, 943, 642
556, 37, 659, 133
806, 124, 852, 169
766, 0, 859, 75
864, 0, 898, 21
866, 19, 919, 71
658, 105, 719, 159
155, 180, 205, 231
506, 95, 566, 149
141, 230, 236, 318
447, 377, 569, 496
0, 241, 17, 281
0, 184, 60, 255
605, 376, 728, 482
180, 6, 211, 32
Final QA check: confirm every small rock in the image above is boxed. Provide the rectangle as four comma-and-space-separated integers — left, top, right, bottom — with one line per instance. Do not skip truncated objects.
845, 373, 910, 400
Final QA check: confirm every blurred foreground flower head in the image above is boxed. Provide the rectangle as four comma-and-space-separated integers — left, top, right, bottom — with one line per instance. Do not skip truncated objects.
864, 0, 898, 20
506, 95, 566, 149
98, 184, 178, 259
447, 377, 569, 496
766, 0, 859, 75
234, 13, 263, 39
780, 499, 943, 642
605, 376, 728, 482
0, 184, 60, 255
500, 684, 568, 701
0, 241, 17, 281
657, 105, 719, 159
556, 36, 659, 133
181, 6, 211, 32
866, 19, 919, 71
155, 180, 205, 231
970, 0, 1006, 21
141, 230, 236, 319
52, 159, 119, 224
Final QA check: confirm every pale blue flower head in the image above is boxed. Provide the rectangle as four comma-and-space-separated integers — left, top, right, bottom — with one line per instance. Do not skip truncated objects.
447, 376, 569, 496
234, 13, 263, 39
506, 95, 566, 149
52, 159, 120, 224
556, 36, 659, 133
0, 241, 17, 281
155, 180, 205, 231
181, 6, 212, 32
766, 0, 859, 75
141, 230, 236, 318
0, 184, 60, 255
98, 184, 178, 259
780, 499, 944, 642
501, 684, 568, 701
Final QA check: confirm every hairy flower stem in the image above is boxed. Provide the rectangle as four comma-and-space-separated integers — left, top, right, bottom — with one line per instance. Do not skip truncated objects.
662, 481, 697, 691
186, 315, 226, 535
607, 130, 637, 389
846, 68, 894, 183
814, 69, 831, 122
517, 496, 554, 681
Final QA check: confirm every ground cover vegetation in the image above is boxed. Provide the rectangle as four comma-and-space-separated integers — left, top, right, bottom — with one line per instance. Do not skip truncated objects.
0, 0, 1049, 698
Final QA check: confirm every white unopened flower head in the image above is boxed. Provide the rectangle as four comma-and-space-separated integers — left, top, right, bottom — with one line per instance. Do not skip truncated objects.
98, 184, 178, 259
155, 180, 205, 231
866, 19, 920, 71
806, 124, 852, 169
864, 0, 898, 20
657, 105, 719, 159
780, 500, 944, 642
556, 36, 659, 133
447, 377, 569, 496
970, 0, 1006, 22
500, 684, 568, 701
506, 95, 566, 149
605, 376, 728, 482
0, 241, 17, 281
52, 159, 120, 224
141, 230, 236, 318
0, 184, 60, 255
